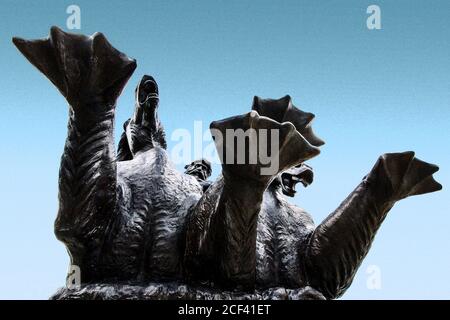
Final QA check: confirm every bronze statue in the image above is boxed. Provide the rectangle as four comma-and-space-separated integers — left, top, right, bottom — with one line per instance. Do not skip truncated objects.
13, 27, 442, 300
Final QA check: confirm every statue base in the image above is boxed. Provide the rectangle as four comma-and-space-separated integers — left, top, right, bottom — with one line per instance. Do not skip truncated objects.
51, 282, 326, 300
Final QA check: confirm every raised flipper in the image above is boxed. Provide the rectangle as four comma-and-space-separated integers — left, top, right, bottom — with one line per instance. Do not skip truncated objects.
13, 26, 136, 108
366, 151, 442, 201
186, 100, 321, 290
303, 151, 441, 299
13, 27, 136, 282
210, 110, 320, 182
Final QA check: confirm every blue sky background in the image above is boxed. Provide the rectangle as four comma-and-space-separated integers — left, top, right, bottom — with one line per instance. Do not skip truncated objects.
0, 0, 448, 299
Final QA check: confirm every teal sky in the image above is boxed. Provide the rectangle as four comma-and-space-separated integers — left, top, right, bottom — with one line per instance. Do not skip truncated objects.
0, 0, 449, 299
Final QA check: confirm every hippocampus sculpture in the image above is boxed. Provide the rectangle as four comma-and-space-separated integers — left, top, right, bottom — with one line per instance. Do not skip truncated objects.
13, 27, 441, 300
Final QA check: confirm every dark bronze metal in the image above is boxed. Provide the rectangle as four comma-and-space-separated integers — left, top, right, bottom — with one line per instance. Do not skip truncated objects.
13, 27, 442, 300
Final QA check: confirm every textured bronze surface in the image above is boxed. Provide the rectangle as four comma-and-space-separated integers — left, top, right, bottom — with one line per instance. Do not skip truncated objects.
13, 27, 442, 300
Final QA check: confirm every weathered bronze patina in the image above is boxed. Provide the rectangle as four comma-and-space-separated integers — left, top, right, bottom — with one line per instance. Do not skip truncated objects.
13, 27, 441, 300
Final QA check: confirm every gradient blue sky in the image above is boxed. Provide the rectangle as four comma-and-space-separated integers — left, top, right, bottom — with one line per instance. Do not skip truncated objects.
0, 0, 449, 299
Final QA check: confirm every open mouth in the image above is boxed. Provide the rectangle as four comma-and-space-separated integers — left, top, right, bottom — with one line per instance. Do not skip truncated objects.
138, 77, 159, 105
280, 165, 314, 196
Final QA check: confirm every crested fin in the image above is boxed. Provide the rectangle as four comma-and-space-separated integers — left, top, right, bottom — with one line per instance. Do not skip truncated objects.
252, 95, 325, 147
252, 95, 292, 123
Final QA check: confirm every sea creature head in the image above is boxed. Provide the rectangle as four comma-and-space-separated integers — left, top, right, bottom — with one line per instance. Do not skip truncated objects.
184, 159, 212, 182
271, 163, 313, 197
136, 75, 159, 108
